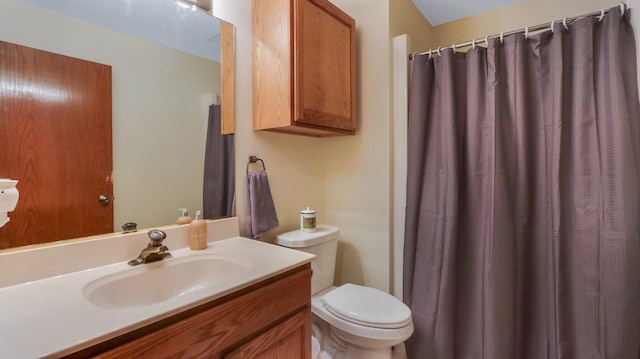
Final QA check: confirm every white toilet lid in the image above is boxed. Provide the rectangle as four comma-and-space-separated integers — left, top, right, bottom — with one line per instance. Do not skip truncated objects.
321, 284, 412, 329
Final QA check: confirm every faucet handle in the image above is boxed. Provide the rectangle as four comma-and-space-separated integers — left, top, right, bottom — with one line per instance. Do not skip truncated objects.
148, 229, 167, 246
122, 222, 137, 233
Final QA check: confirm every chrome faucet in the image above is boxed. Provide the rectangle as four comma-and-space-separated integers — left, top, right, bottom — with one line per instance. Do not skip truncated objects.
128, 230, 172, 266
121, 222, 138, 233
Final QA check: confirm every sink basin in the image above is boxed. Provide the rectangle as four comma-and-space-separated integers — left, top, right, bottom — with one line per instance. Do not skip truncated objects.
83, 253, 253, 309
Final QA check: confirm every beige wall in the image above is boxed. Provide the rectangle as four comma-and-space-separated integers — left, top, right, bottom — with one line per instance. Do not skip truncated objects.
216, 0, 393, 292
324, 0, 392, 291
214, 1, 326, 243
1, 0, 220, 230
433, 0, 620, 47
390, 0, 435, 55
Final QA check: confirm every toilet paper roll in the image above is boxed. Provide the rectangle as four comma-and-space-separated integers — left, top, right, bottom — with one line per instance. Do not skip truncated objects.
0, 186, 19, 212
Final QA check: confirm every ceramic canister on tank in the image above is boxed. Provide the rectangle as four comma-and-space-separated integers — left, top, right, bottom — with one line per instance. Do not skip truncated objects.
300, 207, 317, 233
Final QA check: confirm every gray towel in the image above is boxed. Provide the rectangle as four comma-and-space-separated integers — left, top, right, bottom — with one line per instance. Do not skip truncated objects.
246, 171, 279, 238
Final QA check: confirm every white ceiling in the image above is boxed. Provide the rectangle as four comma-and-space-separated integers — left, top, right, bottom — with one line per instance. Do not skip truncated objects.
412, 0, 524, 26
18, 0, 221, 62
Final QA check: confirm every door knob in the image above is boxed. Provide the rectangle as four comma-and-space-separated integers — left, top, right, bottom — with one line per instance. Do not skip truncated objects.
98, 195, 110, 206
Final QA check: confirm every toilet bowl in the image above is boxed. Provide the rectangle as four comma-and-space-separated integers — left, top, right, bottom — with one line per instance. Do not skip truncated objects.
276, 225, 414, 359
312, 285, 413, 358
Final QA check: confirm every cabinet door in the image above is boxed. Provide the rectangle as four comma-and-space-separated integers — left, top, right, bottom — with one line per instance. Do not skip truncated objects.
252, 0, 293, 131
224, 310, 311, 359
295, 0, 356, 133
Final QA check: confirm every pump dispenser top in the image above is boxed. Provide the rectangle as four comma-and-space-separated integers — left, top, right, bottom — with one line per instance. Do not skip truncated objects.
177, 208, 192, 224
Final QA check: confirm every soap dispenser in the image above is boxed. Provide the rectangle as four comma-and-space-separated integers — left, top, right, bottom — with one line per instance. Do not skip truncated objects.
189, 210, 207, 250
177, 208, 192, 225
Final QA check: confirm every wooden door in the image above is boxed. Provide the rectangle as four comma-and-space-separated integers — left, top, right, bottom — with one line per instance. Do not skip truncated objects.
0, 41, 113, 249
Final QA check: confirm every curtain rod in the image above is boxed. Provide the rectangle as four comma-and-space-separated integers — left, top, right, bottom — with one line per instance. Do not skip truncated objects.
409, 3, 627, 60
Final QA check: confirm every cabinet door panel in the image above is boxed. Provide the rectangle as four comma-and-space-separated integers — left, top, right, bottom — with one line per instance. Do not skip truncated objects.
224, 310, 311, 359
296, 0, 355, 131
252, 0, 293, 130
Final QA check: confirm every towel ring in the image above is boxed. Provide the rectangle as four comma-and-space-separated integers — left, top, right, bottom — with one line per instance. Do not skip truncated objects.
247, 155, 266, 173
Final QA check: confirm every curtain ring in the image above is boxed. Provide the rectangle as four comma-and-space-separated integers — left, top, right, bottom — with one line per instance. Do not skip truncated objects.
524, 26, 529, 39
620, 3, 626, 15
598, 9, 605, 21
500, 32, 504, 43
563, 17, 569, 30
452, 43, 456, 54
550, 19, 555, 33
436, 46, 442, 56
472, 38, 476, 50
485, 35, 490, 47
428, 49, 432, 59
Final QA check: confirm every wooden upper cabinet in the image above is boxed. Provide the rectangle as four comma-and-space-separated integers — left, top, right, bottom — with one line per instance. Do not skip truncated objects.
252, 0, 356, 137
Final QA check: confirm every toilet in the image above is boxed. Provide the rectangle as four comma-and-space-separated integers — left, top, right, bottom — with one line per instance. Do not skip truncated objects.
276, 225, 414, 359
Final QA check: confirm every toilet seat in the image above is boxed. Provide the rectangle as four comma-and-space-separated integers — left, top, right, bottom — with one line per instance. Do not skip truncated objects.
321, 284, 412, 329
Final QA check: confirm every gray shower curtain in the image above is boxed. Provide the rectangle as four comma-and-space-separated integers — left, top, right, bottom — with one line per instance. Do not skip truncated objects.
203, 104, 235, 218
404, 8, 640, 359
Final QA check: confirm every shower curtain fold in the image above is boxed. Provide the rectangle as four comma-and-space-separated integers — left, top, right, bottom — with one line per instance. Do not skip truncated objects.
203, 104, 235, 219
404, 7, 640, 359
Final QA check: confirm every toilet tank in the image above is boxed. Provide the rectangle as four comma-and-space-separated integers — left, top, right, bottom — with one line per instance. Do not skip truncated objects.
276, 225, 339, 294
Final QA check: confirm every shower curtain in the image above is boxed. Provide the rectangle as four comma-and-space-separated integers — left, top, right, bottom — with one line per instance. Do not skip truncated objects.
404, 8, 640, 359
203, 103, 235, 218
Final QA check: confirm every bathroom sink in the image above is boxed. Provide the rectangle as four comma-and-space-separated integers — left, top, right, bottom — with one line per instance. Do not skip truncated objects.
83, 253, 254, 309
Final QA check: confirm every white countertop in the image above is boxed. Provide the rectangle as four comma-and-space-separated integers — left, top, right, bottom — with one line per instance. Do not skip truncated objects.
0, 232, 314, 358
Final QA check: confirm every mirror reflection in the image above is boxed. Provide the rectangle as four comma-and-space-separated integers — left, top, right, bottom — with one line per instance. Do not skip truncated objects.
0, 0, 234, 250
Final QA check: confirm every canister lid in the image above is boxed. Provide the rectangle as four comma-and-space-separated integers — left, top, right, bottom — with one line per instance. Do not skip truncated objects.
301, 206, 316, 214
276, 225, 339, 247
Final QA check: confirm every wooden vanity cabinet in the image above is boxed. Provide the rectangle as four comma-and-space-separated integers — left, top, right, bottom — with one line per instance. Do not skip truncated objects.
71, 264, 312, 359
252, 0, 356, 137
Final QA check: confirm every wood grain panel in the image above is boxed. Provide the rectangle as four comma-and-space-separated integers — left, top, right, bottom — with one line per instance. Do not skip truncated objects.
92, 265, 311, 359
224, 310, 310, 359
221, 20, 235, 135
296, 0, 355, 131
0, 41, 113, 248
252, 0, 293, 130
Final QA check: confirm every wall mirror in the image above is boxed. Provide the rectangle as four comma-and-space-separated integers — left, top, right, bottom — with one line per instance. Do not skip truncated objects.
0, 0, 235, 250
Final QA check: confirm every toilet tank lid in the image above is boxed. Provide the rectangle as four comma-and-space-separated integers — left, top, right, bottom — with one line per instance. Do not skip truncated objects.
276, 225, 340, 247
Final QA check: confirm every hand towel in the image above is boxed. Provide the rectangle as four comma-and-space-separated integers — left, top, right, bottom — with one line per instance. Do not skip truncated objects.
246, 171, 279, 238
